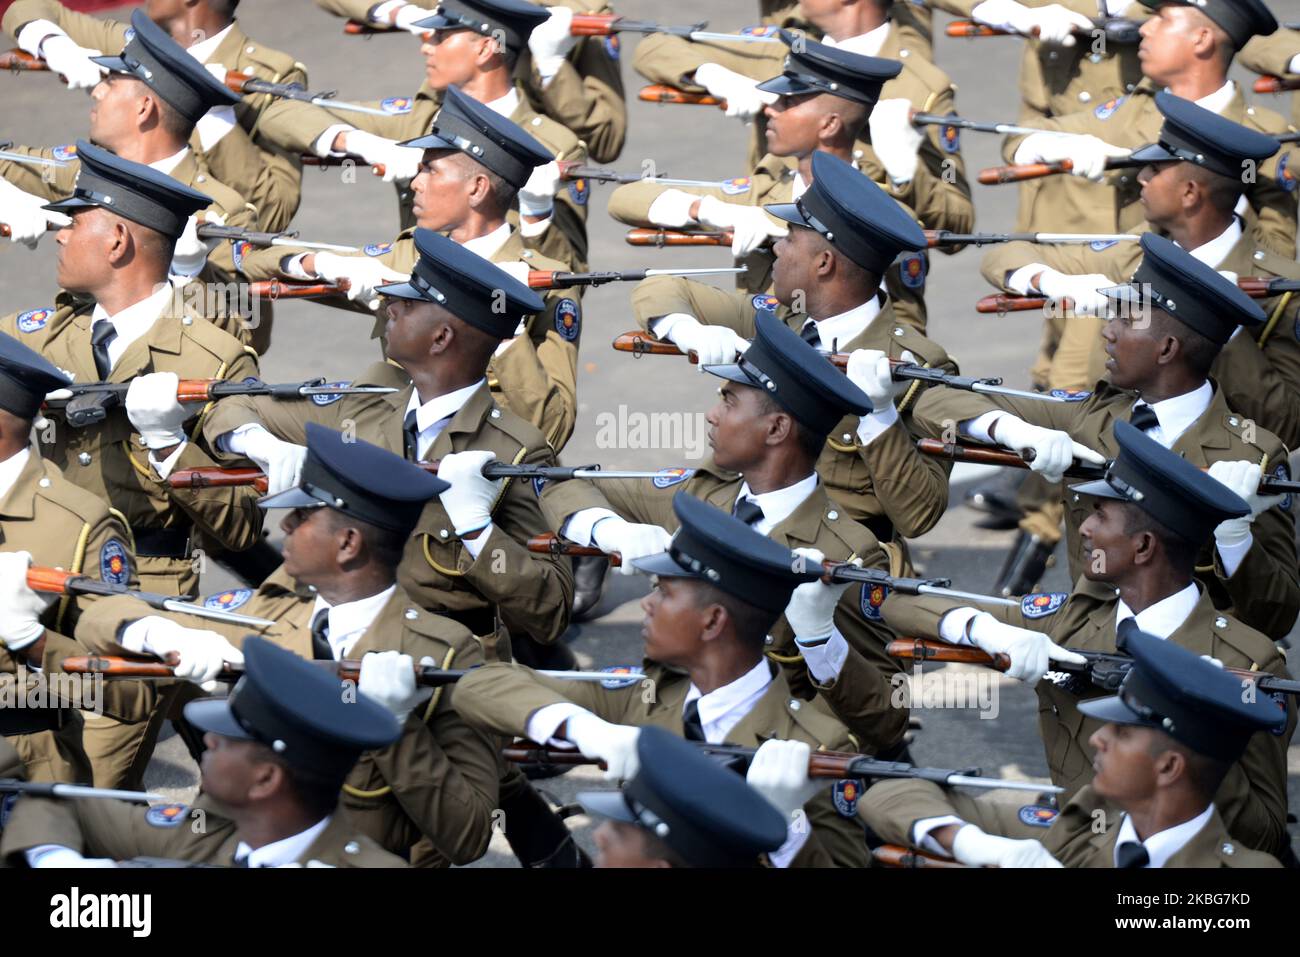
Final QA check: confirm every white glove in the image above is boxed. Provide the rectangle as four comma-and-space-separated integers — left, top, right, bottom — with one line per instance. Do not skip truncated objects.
40, 34, 106, 90
435, 450, 502, 536
518, 160, 561, 217
783, 548, 853, 641
237, 426, 308, 495
992, 415, 1105, 484
344, 130, 423, 183
1023, 4, 1095, 45
695, 195, 787, 258
0, 551, 54, 651
171, 212, 223, 277
312, 252, 409, 311
952, 824, 1063, 867
1035, 268, 1112, 317
967, 612, 1086, 683
664, 316, 750, 368
868, 99, 925, 183
564, 711, 641, 781
847, 348, 909, 412
692, 62, 777, 121
1021, 132, 1131, 182
591, 517, 673, 576
132, 616, 244, 691
358, 650, 434, 723
528, 5, 576, 69
0, 178, 65, 248
1200, 654, 1225, 670
30, 848, 118, 868
393, 3, 438, 33
746, 738, 822, 822
126, 372, 194, 450
1208, 460, 1285, 548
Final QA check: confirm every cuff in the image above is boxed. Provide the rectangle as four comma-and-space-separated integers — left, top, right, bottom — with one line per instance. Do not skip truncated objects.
148, 440, 188, 478
563, 508, 621, 547
1007, 263, 1049, 295
526, 702, 589, 745
461, 522, 494, 559
371, 0, 406, 21
17, 20, 64, 57
282, 253, 315, 280
221, 422, 267, 456
1014, 132, 1058, 165
26, 845, 86, 868
1215, 531, 1252, 579
1290, 53, 1300, 75
195, 105, 238, 151
313, 123, 355, 159
855, 405, 901, 447
939, 607, 982, 645
649, 313, 696, 342
533, 55, 566, 83
767, 824, 812, 868
647, 189, 701, 229
911, 815, 966, 854
961, 411, 1007, 444
518, 214, 551, 238
795, 626, 849, 684
118, 618, 156, 655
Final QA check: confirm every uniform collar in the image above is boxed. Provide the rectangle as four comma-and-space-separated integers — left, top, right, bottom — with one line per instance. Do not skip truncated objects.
806, 297, 882, 352
1113, 804, 1215, 868
824, 20, 892, 58
90, 283, 176, 373
1132, 380, 1213, 448
1114, 582, 1200, 638
683, 658, 774, 743
187, 22, 236, 64
461, 221, 513, 261
1191, 80, 1235, 116
148, 146, 190, 177
736, 473, 818, 535
234, 814, 331, 868
486, 86, 521, 119
0, 447, 32, 511
1182, 217, 1243, 270
309, 584, 397, 659
405, 378, 487, 440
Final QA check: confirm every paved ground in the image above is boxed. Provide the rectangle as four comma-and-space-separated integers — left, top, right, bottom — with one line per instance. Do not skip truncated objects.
2, 0, 1298, 866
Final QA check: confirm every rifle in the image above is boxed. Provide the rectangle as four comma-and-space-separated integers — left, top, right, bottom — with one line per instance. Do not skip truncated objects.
1254, 75, 1300, 94
611, 331, 1073, 403
638, 84, 725, 107
872, 845, 967, 868
43, 376, 394, 428
195, 223, 359, 253
527, 532, 1019, 606
527, 266, 746, 289
977, 276, 1300, 313
0, 778, 161, 803
342, 14, 710, 38
25, 566, 275, 628
0, 48, 47, 71
222, 70, 391, 117
0, 144, 68, 169
300, 155, 603, 184
945, 17, 1141, 43
502, 740, 1062, 793
247, 279, 353, 300
625, 227, 733, 247
926, 231, 1139, 248
979, 156, 1141, 185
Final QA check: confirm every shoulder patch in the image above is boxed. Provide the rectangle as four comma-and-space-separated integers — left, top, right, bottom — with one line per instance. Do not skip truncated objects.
1089, 239, 1118, 251
599, 665, 640, 689
1022, 592, 1068, 618
99, 538, 130, 586
204, 588, 253, 611
652, 467, 694, 488
380, 96, 414, 114
1279, 152, 1297, 193
1269, 691, 1289, 735
231, 240, 251, 272
940, 123, 961, 155
51, 144, 78, 162
310, 381, 351, 406
1093, 96, 1124, 120
1018, 804, 1058, 828
0, 792, 16, 830
145, 803, 189, 828
1273, 462, 1292, 512
1049, 389, 1091, 401
568, 178, 589, 206
751, 293, 779, 314
364, 242, 393, 257
16, 308, 52, 334
739, 24, 779, 36
554, 298, 580, 341
860, 583, 888, 622
832, 778, 864, 818
531, 476, 546, 497
602, 34, 620, 59
123, 27, 136, 43
721, 176, 752, 195
899, 252, 927, 289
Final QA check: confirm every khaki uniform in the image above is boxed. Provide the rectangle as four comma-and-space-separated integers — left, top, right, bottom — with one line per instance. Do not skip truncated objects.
631, 276, 956, 542
202, 371, 573, 650
454, 660, 871, 868
0, 793, 405, 867
1241, 28, 1300, 128
1002, 79, 1299, 259
881, 579, 1295, 855
539, 460, 910, 755
753, 3, 935, 70
2, 1, 306, 233
862, 779, 1281, 867
76, 573, 501, 867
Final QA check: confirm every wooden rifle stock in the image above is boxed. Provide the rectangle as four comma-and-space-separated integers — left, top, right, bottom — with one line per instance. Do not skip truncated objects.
528, 532, 622, 566
979, 160, 1071, 184
343, 13, 623, 36
612, 330, 850, 369
62, 654, 471, 686
625, 227, 732, 247
1254, 75, 1300, 94
945, 20, 1015, 36
0, 48, 46, 71
638, 84, 724, 107
916, 438, 1106, 481
888, 637, 1010, 672
248, 279, 351, 300
872, 845, 967, 868
170, 467, 269, 493
979, 276, 1283, 313
299, 154, 386, 177
502, 740, 896, 779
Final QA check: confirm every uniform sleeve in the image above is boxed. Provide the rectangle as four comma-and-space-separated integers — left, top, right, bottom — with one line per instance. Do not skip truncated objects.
630, 275, 758, 337
1248, 146, 1299, 260
255, 96, 417, 154
2, 0, 129, 54
199, 197, 259, 284
897, 86, 974, 237
527, 42, 626, 165
0, 796, 189, 863
453, 661, 644, 736
630, 32, 783, 87
802, 616, 910, 756
860, 397, 954, 539
198, 124, 303, 234
1239, 29, 1300, 77
909, 375, 1087, 440
879, 589, 1048, 638
488, 333, 572, 451
606, 178, 766, 228
1211, 477, 1300, 643
540, 474, 678, 533
0, 146, 77, 200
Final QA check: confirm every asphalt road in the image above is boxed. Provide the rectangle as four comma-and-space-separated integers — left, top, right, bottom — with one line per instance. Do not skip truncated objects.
2, 0, 1298, 866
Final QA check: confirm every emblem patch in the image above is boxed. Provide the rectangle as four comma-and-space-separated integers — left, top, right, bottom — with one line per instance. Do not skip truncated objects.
652, 467, 694, 488
1093, 96, 1124, 120
0, 793, 15, 830
721, 177, 752, 195
599, 665, 640, 689
739, 25, 778, 36
899, 252, 926, 289
861, 583, 888, 622
16, 308, 51, 333
380, 96, 414, 114
1089, 239, 1118, 251
1049, 389, 1091, 401
1022, 592, 1068, 619
532, 476, 547, 498
554, 298, 580, 341
1018, 804, 1058, 828
145, 804, 189, 828
231, 240, 251, 272
1280, 152, 1297, 193
123, 27, 136, 42
310, 380, 350, 405
203, 588, 253, 611
940, 124, 960, 154
832, 778, 864, 818
363, 242, 393, 257
603, 35, 620, 59
99, 538, 129, 586
1270, 691, 1288, 735
51, 144, 78, 162
1274, 463, 1292, 512
568, 178, 589, 206
751, 294, 779, 314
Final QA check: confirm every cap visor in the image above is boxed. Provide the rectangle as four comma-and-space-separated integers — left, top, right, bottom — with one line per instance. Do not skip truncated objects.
1078, 693, 1148, 727
397, 130, 458, 150
699, 362, 760, 388
42, 196, 96, 215
1129, 142, 1177, 165
763, 202, 809, 229
1067, 477, 1125, 501
183, 697, 254, 740
412, 11, 457, 29
630, 551, 695, 579
373, 280, 426, 301
256, 487, 324, 511
1099, 282, 1143, 311
756, 74, 812, 97
576, 790, 636, 823
89, 54, 128, 73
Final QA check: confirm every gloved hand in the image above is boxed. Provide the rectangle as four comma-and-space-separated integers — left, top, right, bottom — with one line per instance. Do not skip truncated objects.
746, 738, 822, 823
528, 4, 576, 71
0, 178, 66, 248
846, 348, 909, 412
971, 0, 1038, 32
591, 517, 673, 575
1034, 268, 1113, 316
435, 450, 502, 536
1200, 654, 1225, 669
564, 711, 641, 781
40, 34, 106, 89
392, 3, 438, 32
0, 551, 54, 651
171, 212, 223, 277
130, 615, 245, 691
692, 62, 778, 121
1208, 460, 1285, 549
695, 195, 787, 258
126, 372, 195, 450
783, 548, 854, 641
992, 415, 1105, 483
967, 612, 1087, 683
518, 160, 561, 217
665, 316, 750, 368
237, 426, 308, 494
1021, 132, 1131, 182
868, 99, 925, 182
312, 252, 409, 310
30, 848, 119, 868
358, 650, 435, 723
952, 824, 1063, 867
344, 130, 423, 182
1022, 3, 1095, 45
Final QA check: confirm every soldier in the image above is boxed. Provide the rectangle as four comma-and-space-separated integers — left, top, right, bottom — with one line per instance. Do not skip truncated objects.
2, 0, 307, 233
861, 623, 1286, 868
543, 309, 910, 757
608, 35, 962, 334
914, 234, 1299, 640
0, 637, 407, 868
74, 424, 501, 867
312, 0, 627, 162
631, 152, 957, 554
453, 491, 872, 868
881, 420, 1295, 855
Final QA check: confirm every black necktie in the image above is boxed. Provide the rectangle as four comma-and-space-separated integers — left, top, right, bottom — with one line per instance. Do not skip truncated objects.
799, 321, 820, 346
1116, 841, 1149, 869
733, 497, 764, 527
682, 698, 705, 741
310, 608, 333, 660
402, 409, 420, 462
90, 321, 117, 379
1129, 404, 1159, 433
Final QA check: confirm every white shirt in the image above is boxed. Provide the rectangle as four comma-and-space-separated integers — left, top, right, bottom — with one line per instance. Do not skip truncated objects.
309, 584, 397, 659
483, 87, 521, 119
0, 447, 31, 502
149, 147, 188, 177
822, 21, 891, 58
681, 658, 775, 743
1183, 217, 1243, 271
233, 815, 332, 868
733, 475, 817, 535
1192, 80, 1236, 117
1129, 380, 1212, 449
461, 222, 513, 261
185, 23, 235, 64
89, 283, 175, 372
1114, 583, 1199, 637
803, 299, 881, 353
1112, 804, 1215, 868
791, 171, 809, 202
403, 379, 486, 462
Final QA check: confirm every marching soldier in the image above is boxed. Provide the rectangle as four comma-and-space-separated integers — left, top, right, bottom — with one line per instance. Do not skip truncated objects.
3, 0, 307, 233
0, 636, 408, 868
